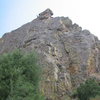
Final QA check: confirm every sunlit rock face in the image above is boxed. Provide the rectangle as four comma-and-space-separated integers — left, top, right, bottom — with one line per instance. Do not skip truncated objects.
0, 9, 100, 100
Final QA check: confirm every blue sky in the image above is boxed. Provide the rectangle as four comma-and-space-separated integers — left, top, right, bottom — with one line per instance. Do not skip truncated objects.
0, 0, 38, 37
0, 0, 100, 38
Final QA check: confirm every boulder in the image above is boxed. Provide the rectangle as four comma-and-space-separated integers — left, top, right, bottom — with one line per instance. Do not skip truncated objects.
38, 8, 53, 20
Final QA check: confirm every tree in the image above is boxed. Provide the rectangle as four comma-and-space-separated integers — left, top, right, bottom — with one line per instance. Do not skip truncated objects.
76, 79, 100, 100
0, 50, 45, 100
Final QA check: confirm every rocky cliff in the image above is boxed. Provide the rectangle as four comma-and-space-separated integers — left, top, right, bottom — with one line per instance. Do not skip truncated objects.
0, 9, 100, 100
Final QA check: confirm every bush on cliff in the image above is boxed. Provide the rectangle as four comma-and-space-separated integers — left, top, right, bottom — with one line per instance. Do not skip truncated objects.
76, 79, 100, 100
0, 50, 45, 100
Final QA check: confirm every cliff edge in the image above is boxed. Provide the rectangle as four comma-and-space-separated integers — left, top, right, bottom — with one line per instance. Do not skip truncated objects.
0, 9, 100, 100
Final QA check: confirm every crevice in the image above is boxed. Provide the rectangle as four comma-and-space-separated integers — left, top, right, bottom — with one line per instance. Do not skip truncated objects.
24, 37, 37, 44
57, 33, 69, 55
57, 32, 74, 70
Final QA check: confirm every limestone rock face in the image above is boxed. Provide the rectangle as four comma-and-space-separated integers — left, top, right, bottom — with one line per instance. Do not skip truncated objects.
0, 9, 100, 100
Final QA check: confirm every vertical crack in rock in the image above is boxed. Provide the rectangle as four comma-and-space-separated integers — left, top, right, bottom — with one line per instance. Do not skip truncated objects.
56, 31, 72, 96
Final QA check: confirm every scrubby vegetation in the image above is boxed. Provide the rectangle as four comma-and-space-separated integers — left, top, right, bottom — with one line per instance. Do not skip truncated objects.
0, 50, 45, 100
90, 96, 100, 100
76, 79, 100, 100
0, 49, 100, 100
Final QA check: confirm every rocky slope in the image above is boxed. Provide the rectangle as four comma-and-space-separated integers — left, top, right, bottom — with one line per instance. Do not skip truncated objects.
0, 9, 100, 100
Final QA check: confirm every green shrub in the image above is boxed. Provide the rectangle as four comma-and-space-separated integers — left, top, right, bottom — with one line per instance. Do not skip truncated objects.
0, 50, 45, 100
76, 79, 100, 100
90, 96, 100, 100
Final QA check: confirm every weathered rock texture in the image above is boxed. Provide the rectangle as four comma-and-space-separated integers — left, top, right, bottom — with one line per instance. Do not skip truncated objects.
0, 9, 100, 100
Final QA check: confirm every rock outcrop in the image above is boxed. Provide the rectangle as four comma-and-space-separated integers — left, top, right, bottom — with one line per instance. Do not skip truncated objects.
38, 8, 53, 20
0, 9, 100, 100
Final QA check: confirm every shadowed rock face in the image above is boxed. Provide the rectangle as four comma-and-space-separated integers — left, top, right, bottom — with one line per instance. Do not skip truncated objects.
0, 9, 100, 100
